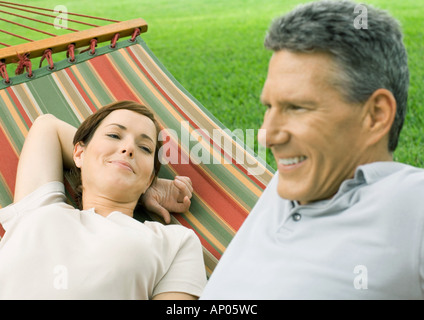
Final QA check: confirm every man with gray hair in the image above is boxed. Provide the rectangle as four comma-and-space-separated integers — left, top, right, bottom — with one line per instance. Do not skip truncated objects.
201, 0, 424, 299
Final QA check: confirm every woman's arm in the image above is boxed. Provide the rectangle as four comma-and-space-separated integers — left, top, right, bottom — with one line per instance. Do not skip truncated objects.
14, 114, 76, 203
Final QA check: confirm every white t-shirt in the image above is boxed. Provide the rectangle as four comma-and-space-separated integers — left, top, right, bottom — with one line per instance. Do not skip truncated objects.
0, 181, 206, 299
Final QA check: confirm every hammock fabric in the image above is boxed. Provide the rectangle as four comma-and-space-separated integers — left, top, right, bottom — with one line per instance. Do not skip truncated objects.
0, 7, 274, 276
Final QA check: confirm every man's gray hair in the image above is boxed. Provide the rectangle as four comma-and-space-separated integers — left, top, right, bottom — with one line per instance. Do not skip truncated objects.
264, 0, 409, 152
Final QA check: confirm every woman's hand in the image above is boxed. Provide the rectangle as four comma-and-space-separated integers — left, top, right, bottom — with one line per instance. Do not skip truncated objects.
140, 176, 193, 224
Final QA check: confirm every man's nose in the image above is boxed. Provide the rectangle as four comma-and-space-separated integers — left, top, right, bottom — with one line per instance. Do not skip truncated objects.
258, 108, 290, 148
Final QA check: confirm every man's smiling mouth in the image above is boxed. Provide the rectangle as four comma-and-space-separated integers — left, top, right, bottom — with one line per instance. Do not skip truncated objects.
279, 156, 307, 166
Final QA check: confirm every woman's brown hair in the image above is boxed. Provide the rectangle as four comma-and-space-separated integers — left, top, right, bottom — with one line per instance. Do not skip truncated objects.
68, 100, 162, 209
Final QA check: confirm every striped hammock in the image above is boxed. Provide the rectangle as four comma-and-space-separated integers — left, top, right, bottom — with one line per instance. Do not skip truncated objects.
0, 14, 274, 276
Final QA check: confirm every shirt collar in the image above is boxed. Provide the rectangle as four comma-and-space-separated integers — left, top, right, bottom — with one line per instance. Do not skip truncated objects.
290, 161, 405, 213
356, 161, 407, 184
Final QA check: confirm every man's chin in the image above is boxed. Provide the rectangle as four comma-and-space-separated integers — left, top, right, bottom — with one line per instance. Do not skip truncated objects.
277, 183, 301, 203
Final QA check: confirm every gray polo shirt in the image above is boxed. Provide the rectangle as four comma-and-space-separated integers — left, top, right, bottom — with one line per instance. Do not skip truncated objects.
201, 161, 424, 299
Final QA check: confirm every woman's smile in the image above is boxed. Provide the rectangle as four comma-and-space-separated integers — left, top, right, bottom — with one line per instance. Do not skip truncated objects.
108, 160, 135, 173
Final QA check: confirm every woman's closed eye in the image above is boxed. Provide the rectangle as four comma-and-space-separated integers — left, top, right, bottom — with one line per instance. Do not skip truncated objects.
106, 133, 120, 139
139, 145, 153, 154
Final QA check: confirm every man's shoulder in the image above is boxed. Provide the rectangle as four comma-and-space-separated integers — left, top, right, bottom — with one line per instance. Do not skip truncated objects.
362, 162, 424, 205
386, 162, 424, 183
361, 161, 424, 184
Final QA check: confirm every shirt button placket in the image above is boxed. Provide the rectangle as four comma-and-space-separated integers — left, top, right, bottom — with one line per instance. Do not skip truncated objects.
276, 211, 302, 238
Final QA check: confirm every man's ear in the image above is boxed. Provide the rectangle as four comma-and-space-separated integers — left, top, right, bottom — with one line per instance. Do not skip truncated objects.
73, 142, 85, 168
362, 88, 397, 147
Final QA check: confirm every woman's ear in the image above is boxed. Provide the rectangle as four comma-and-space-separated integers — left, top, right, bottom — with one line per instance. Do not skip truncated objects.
73, 142, 85, 168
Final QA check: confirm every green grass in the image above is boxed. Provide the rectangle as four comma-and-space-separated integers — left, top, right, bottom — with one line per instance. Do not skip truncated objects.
1, 0, 423, 169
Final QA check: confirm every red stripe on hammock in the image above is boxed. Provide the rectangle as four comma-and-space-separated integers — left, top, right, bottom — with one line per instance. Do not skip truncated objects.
6, 87, 32, 128
0, 125, 18, 196
87, 55, 139, 102
170, 156, 249, 232
63, 68, 98, 113
163, 134, 249, 232
174, 215, 222, 259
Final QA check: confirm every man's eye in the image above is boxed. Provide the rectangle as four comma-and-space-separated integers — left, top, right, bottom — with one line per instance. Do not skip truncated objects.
288, 104, 303, 111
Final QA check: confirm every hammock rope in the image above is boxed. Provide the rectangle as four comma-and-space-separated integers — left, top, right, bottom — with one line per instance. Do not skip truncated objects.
39, 49, 54, 70
1, 30, 143, 83
66, 43, 76, 62
130, 28, 141, 42
0, 1, 120, 23
0, 17, 57, 38
79, 38, 98, 55
0, 61, 9, 83
0, 4, 101, 28
0, 1, 124, 46
0, 28, 33, 42
0, 9, 80, 33
110, 33, 120, 49
0, 0, 147, 84
14, 53, 32, 76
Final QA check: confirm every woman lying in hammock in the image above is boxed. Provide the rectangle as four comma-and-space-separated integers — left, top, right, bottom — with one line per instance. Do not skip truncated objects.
0, 100, 206, 299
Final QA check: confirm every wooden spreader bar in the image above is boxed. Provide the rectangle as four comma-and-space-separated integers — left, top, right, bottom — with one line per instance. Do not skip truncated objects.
0, 18, 148, 64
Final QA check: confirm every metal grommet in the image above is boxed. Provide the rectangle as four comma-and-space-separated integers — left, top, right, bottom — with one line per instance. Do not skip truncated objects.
292, 213, 302, 222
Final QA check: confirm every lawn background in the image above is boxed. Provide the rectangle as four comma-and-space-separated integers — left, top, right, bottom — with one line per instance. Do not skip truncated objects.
1, 0, 423, 170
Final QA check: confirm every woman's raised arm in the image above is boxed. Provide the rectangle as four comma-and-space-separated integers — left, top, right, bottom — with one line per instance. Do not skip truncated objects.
13, 114, 76, 203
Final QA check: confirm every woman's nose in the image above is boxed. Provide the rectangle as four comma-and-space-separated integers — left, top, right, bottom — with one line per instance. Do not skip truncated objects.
121, 148, 133, 158
120, 140, 134, 158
